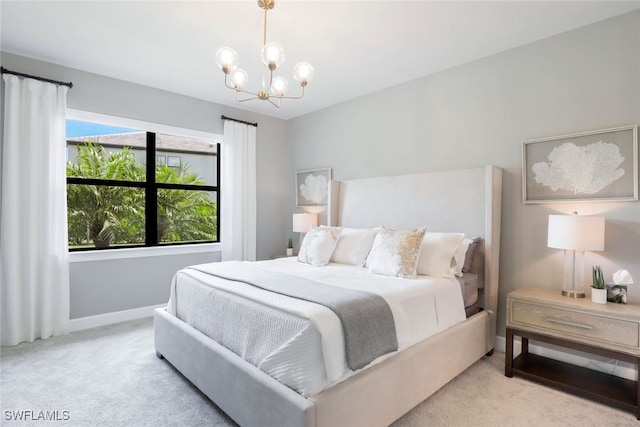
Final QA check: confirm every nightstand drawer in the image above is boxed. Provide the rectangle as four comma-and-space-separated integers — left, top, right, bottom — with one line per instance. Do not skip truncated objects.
511, 300, 639, 348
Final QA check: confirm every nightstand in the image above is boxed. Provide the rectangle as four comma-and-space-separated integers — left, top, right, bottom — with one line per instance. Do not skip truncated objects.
272, 254, 296, 259
505, 287, 640, 419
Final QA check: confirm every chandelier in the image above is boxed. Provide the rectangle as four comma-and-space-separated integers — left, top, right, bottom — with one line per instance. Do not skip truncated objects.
215, 0, 314, 108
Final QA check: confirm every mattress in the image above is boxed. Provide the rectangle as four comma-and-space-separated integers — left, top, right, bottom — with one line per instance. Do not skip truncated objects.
167, 257, 467, 397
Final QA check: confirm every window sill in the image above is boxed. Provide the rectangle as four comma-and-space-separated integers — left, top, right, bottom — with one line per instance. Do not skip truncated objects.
69, 242, 222, 263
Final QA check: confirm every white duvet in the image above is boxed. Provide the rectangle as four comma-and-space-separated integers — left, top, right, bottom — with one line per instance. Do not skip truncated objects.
167, 257, 466, 397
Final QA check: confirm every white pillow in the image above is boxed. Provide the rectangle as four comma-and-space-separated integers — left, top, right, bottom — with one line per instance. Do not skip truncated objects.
367, 227, 426, 278
297, 225, 341, 267
329, 227, 381, 266
416, 232, 465, 278
452, 237, 473, 277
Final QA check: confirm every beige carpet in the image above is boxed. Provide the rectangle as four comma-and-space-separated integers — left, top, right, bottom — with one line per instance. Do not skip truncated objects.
1, 318, 638, 426
392, 350, 638, 427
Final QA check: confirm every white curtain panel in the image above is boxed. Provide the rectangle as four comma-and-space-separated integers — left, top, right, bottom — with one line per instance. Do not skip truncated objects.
221, 120, 257, 261
1, 75, 70, 346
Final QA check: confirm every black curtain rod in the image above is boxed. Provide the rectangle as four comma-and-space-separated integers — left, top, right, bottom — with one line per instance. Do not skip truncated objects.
221, 115, 258, 127
1, 66, 73, 89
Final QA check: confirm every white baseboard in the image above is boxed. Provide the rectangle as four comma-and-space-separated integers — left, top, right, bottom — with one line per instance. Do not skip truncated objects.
495, 335, 637, 381
69, 304, 166, 332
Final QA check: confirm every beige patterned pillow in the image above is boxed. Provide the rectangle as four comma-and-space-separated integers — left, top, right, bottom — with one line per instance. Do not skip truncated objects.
297, 225, 341, 267
367, 227, 426, 278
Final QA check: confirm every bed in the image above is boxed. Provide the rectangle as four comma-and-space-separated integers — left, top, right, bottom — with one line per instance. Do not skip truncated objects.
154, 165, 502, 427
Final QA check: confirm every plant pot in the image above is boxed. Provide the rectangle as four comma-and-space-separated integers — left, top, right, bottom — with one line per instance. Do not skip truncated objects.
591, 287, 607, 304
286, 248, 293, 256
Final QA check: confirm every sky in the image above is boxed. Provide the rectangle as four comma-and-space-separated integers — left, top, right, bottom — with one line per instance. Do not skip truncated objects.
66, 119, 136, 138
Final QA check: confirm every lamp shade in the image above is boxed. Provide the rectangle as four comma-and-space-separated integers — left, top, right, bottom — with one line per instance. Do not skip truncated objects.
293, 213, 318, 233
547, 214, 605, 251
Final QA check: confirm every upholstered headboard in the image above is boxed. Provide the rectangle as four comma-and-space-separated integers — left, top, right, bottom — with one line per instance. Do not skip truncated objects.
327, 165, 502, 346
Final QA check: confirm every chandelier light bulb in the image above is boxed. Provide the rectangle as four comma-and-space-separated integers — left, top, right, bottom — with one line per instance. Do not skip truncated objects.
270, 76, 288, 97
261, 42, 285, 70
215, 47, 239, 74
230, 69, 248, 90
293, 62, 314, 87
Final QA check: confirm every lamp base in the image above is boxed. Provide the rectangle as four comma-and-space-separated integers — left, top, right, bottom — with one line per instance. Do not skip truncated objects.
561, 290, 585, 298
561, 249, 586, 299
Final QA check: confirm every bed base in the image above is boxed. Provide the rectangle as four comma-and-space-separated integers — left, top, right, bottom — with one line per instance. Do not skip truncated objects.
155, 307, 492, 427
155, 165, 502, 426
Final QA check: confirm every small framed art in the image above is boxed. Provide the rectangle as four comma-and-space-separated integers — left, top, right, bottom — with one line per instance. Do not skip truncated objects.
296, 168, 331, 207
522, 125, 638, 203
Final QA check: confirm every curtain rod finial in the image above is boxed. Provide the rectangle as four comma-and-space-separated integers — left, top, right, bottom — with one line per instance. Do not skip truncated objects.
221, 115, 258, 127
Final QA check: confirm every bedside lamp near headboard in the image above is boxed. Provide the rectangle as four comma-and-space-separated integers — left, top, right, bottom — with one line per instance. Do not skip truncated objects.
548, 213, 605, 298
293, 212, 318, 249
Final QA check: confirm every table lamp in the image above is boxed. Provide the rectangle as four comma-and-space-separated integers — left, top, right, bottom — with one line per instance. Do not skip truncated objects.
547, 213, 605, 298
293, 212, 318, 247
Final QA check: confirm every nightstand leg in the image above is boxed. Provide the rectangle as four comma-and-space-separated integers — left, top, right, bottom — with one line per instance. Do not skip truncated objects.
522, 337, 529, 356
505, 327, 514, 378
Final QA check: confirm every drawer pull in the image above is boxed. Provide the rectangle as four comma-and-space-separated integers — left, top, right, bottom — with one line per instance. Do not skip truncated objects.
544, 317, 593, 330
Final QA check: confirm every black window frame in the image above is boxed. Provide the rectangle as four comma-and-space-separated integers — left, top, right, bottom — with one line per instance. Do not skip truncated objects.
67, 131, 220, 251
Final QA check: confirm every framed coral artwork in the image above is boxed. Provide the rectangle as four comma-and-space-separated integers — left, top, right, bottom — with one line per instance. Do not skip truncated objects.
522, 125, 638, 203
296, 168, 331, 207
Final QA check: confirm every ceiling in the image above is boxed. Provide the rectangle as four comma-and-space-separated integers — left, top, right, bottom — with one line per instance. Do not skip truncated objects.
2, 1, 639, 120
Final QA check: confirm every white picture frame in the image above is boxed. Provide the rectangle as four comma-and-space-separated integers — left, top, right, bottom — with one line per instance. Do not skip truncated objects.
522, 125, 638, 203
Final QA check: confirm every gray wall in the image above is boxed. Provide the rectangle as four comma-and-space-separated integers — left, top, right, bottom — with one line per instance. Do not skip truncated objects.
286, 10, 640, 338
69, 251, 220, 318
2, 10, 639, 329
0, 52, 290, 318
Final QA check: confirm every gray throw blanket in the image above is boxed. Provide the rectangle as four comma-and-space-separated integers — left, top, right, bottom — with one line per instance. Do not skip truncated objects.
188, 261, 398, 371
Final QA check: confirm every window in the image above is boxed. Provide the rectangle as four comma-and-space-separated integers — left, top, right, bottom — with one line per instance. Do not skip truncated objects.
66, 117, 219, 250
167, 155, 181, 168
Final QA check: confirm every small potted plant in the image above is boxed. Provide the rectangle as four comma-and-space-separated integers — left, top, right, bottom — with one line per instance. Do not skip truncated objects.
286, 238, 294, 256
591, 265, 607, 304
